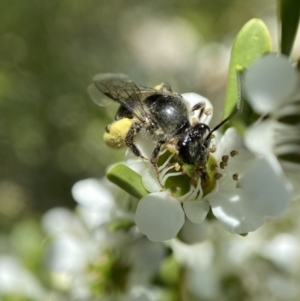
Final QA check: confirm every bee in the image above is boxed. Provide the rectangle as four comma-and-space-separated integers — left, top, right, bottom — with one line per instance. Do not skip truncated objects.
89, 73, 236, 186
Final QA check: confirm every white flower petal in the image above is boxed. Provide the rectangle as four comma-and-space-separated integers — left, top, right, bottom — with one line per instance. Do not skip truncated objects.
262, 233, 300, 272
280, 160, 300, 201
209, 187, 263, 233
42, 207, 85, 236
240, 157, 291, 217
0, 256, 44, 298
179, 219, 209, 244
214, 127, 255, 174
125, 285, 161, 301
76, 205, 111, 229
71, 178, 115, 210
246, 122, 300, 201
170, 239, 214, 267
45, 234, 86, 273
128, 239, 165, 285
245, 120, 274, 156
142, 168, 162, 192
209, 158, 291, 233
125, 134, 156, 161
170, 240, 219, 299
135, 191, 185, 242
244, 54, 298, 114
183, 200, 210, 223
272, 122, 300, 157
126, 153, 151, 174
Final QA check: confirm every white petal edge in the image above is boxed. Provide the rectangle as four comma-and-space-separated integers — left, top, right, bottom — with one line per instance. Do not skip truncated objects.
142, 168, 162, 193
209, 157, 291, 234
240, 156, 292, 217
44, 234, 86, 273
280, 160, 300, 201
209, 187, 259, 234
0, 256, 45, 298
183, 200, 210, 224
244, 120, 274, 157
244, 54, 298, 114
214, 127, 255, 174
42, 207, 84, 236
135, 191, 185, 242
179, 219, 209, 244
71, 178, 115, 210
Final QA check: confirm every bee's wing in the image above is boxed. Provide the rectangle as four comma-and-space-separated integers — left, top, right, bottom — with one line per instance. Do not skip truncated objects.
90, 73, 158, 121
88, 83, 112, 106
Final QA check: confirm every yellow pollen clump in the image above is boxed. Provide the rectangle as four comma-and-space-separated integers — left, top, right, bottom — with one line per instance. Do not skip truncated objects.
154, 83, 167, 90
205, 108, 212, 115
103, 118, 133, 149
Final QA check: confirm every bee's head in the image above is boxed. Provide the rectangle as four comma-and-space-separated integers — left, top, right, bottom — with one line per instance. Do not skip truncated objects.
176, 123, 211, 166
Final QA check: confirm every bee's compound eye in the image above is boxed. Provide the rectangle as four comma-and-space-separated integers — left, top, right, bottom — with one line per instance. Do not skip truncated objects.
103, 118, 133, 149
199, 123, 210, 130
193, 123, 210, 138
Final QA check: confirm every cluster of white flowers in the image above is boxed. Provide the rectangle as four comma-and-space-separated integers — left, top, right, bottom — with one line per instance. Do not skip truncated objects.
124, 88, 294, 242
244, 54, 300, 200
42, 178, 165, 301
4, 53, 300, 301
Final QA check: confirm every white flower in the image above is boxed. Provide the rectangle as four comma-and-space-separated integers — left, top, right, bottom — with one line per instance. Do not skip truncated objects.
71, 177, 134, 229
243, 53, 300, 200
42, 207, 100, 292
130, 93, 213, 241
0, 256, 45, 300
244, 54, 299, 114
205, 128, 291, 234
262, 233, 300, 273
170, 239, 222, 300
43, 178, 166, 298
135, 191, 185, 242
128, 93, 292, 241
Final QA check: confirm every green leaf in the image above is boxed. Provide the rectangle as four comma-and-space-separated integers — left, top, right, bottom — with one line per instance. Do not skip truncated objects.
224, 19, 272, 122
278, 0, 300, 56
108, 219, 135, 232
107, 163, 148, 199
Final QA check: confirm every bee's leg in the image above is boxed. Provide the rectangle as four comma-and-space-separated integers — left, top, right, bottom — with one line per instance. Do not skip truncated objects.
150, 140, 165, 188
191, 102, 206, 120
125, 124, 147, 160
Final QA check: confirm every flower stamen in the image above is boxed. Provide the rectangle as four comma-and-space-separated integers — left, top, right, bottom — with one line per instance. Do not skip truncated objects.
161, 170, 183, 185
210, 163, 218, 171
232, 173, 239, 181
205, 108, 212, 116
209, 145, 216, 153
186, 178, 202, 201
214, 173, 223, 180
178, 186, 195, 202
222, 155, 229, 163
220, 161, 227, 169
230, 150, 239, 157
158, 153, 174, 172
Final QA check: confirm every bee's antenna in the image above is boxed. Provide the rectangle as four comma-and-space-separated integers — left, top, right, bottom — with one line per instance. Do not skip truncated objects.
206, 108, 239, 140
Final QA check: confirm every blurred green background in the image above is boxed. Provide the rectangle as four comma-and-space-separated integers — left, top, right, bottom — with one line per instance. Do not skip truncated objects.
0, 0, 274, 225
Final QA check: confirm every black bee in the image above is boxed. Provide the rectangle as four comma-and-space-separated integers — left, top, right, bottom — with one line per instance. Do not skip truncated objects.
89, 73, 235, 185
